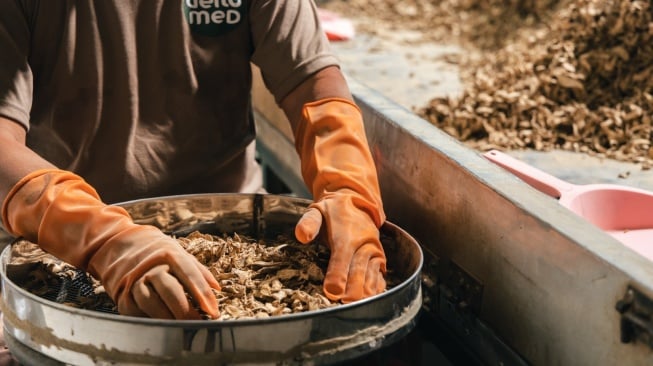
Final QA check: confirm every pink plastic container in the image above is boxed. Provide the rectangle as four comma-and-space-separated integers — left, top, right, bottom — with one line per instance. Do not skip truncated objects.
484, 149, 653, 260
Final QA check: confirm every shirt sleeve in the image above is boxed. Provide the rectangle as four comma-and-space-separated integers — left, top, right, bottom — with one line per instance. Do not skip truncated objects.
249, 0, 340, 103
0, 0, 33, 129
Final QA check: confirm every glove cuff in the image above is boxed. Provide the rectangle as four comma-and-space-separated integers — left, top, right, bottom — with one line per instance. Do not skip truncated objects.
296, 97, 385, 227
2, 169, 90, 238
2, 169, 133, 271
294, 97, 361, 153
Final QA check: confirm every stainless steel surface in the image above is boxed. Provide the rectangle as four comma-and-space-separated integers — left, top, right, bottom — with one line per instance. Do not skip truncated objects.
252, 71, 653, 365
0, 193, 423, 366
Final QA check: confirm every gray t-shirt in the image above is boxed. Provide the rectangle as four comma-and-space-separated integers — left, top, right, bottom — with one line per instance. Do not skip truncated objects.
0, 0, 339, 203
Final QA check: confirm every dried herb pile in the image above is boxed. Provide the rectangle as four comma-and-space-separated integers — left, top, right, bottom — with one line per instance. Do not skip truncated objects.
322, 0, 653, 168
8, 232, 338, 320
179, 231, 335, 320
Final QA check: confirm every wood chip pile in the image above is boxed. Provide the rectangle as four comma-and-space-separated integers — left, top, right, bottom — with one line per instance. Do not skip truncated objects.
321, 0, 653, 168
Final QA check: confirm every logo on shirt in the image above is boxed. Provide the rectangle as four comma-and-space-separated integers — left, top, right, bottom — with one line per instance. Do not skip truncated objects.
182, 0, 245, 36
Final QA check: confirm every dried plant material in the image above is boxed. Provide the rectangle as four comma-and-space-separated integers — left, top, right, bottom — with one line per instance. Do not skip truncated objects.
7, 240, 115, 312
8, 232, 399, 320
320, 0, 653, 169
177, 231, 337, 320
420, 0, 653, 169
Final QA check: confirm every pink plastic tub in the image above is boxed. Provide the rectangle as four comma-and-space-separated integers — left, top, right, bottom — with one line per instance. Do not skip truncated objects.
484, 150, 653, 260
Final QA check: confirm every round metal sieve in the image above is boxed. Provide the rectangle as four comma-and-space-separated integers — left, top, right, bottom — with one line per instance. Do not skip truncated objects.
0, 193, 423, 365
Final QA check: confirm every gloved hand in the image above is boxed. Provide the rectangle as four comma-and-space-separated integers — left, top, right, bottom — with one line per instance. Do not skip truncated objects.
1, 170, 220, 319
294, 97, 387, 303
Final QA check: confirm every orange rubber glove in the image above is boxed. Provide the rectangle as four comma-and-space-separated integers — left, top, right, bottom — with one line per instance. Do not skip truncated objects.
1, 170, 220, 319
294, 97, 387, 303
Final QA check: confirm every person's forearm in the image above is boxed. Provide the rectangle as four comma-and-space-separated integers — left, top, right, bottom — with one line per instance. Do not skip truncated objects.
0, 116, 56, 200
280, 64, 387, 303
0, 115, 221, 319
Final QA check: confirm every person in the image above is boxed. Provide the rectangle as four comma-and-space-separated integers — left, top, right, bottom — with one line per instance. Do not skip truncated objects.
0, 0, 387, 353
